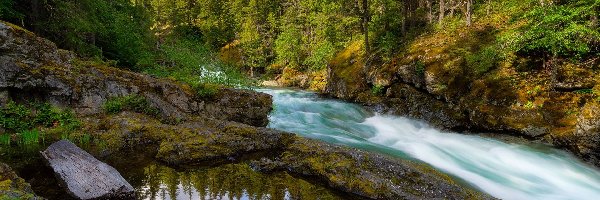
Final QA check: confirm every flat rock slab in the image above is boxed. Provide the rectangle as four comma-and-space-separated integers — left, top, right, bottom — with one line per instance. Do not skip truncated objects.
41, 140, 134, 200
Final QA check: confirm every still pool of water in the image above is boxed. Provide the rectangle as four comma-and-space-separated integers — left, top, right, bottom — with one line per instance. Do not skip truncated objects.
2, 148, 347, 200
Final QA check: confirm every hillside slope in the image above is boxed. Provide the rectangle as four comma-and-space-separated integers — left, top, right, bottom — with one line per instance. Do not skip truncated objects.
325, 1, 600, 165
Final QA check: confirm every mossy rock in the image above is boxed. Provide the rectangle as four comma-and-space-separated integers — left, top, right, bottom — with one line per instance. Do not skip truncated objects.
0, 163, 43, 200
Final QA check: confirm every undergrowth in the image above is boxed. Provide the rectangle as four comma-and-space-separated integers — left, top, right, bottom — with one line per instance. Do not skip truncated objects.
103, 94, 159, 116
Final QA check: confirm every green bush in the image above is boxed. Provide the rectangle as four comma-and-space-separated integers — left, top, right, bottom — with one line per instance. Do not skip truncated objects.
371, 84, 385, 96
0, 0, 22, 20
466, 46, 501, 75
415, 61, 426, 76
0, 101, 80, 146
0, 102, 32, 132
104, 95, 159, 116
192, 83, 221, 98
507, 1, 599, 60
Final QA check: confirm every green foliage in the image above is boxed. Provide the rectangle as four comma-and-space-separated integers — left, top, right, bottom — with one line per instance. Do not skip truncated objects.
103, 95, 159, 116
18, 129, 40, 146
574, 89, 594, 94
274, 25, 303, 69
0, 101, 80, 146
18, 0, 156, 70
192, 83, 221, 98
145, 36, 254, 94
466, 46, 501, 75
0, 0, 22, 20
415, 61, 426, 76
0, 102, 31, 132
371, 84, 385, 96
0, 134, 10, 145
506, 0, 600, 59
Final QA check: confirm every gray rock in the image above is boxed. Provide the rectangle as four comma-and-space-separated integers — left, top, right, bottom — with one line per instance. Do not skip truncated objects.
0, 21, 272, 127
41, 140, 134, 200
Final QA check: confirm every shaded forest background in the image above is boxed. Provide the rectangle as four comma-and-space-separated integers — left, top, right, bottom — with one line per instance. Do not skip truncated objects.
0, 0, 598, 86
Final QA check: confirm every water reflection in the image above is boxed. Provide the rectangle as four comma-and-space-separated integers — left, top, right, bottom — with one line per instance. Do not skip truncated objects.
135, 163, 344, 200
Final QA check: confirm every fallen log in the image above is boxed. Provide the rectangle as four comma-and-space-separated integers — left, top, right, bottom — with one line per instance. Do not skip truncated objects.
41, 140, 134, 200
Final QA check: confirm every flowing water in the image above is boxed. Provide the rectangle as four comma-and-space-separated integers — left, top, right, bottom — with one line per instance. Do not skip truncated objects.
259, 88, 600, 200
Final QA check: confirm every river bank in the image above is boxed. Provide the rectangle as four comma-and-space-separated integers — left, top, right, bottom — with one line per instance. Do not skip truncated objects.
0, 21, 488, 199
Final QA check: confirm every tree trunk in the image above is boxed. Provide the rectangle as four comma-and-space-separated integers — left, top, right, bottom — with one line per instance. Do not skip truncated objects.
401, 1, 407, 35
439, 0, 445, 25
465, 0, 472, 26
362, 0, 370, 55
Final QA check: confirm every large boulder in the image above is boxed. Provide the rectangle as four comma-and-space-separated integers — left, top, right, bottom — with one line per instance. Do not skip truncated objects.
0, 21, 271, 127
41, 140, 134, 200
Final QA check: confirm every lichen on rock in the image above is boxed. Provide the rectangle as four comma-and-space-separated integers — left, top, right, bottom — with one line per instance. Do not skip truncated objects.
0, 163, 43, 200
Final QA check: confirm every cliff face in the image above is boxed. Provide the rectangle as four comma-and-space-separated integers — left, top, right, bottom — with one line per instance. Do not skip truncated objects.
325, 34, 600, 166
0, 21, 272, 127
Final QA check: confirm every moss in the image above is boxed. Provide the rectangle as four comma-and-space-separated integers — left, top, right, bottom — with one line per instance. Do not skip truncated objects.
0, 20, 35, 37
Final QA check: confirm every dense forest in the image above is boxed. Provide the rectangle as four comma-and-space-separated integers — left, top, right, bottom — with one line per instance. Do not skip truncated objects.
2, 0, 597, 84
2, 0, 600, 199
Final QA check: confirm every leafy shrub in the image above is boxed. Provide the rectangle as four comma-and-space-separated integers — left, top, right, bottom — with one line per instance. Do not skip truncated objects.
415, 61, 426, 76
0, 134, 10, 145
0, 0, 22, 20
192, 83, 221, 98
371, 84, 385, 96
104, 95, 159, 116
466, 46, 501, 75
0, 101, 80, 146
508, 1, 599, 60
146, 37, 254, 91
0, 102, 32, 132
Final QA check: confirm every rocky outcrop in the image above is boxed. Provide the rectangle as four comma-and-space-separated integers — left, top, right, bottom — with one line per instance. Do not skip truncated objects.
555, 101, 600, 164
0, 163, 43, 200
325, 39, 600, 166
85, 112, 293, 164
41, 140, 134, 200
276, 137, 492, 200
86, 112, 490, 199
0, 21, 271, 127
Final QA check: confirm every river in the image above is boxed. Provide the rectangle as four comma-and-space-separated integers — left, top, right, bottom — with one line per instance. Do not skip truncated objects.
259, 88, 600, 200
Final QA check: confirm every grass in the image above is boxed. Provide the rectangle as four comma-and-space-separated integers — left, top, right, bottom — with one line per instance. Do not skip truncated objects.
19, 129, 40, 146
103, 95, 159, 116
0, 101, 81, 147
0, 134, 11, 146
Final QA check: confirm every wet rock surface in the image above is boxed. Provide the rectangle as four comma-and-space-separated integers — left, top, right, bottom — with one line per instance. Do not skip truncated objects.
325, 43, 600, 166
86, 113, 491, 199
0, 162, 44, 200
277, 137, 493, 200
41, 140, 134, 200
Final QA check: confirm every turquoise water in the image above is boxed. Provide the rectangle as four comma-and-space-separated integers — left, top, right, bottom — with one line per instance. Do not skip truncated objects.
260, 88, 600, 200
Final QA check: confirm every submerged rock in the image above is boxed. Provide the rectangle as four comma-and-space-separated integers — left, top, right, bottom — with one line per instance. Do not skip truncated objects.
41, 140, 134, 200
0, 163, 43, 200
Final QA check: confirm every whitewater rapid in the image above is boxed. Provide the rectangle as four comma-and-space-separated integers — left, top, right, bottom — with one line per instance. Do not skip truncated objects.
259, 88, 600, 200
